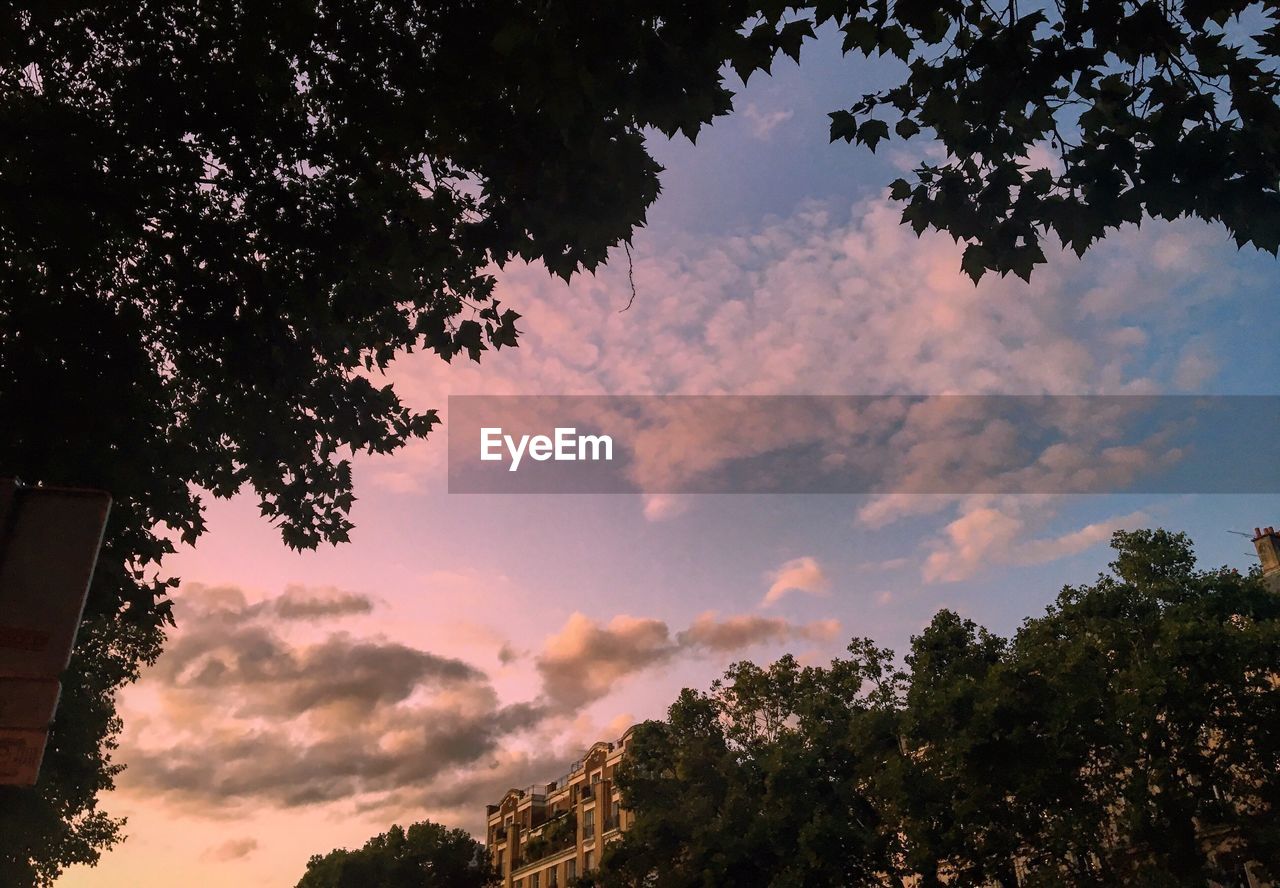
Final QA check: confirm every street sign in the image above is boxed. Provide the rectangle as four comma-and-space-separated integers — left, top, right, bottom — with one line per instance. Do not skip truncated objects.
0, 479, 112, 785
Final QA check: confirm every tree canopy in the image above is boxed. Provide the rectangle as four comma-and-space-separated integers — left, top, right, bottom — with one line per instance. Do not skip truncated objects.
295, 820, 495, 888
601, 530, 1280, 887
2, 2, 763, 880
810, 0, 1280, 281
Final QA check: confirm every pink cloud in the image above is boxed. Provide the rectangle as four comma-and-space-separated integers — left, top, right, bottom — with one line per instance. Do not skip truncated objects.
368, 196, 1236, 514
535, 609, 842, 707
762, 556, 831, 606
921, 500, 1151, 583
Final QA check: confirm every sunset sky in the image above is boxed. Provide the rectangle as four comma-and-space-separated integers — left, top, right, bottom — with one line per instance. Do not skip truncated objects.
56, 27, 1280, 888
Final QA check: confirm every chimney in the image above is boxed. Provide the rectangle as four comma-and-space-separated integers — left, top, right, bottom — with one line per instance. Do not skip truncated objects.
1252, 526, 1280, 593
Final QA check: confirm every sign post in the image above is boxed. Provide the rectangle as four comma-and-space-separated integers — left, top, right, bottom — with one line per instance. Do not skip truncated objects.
0, 478, 112, 785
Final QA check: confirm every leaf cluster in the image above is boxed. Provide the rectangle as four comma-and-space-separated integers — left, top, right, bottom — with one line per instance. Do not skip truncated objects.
755, 0, 1280, 282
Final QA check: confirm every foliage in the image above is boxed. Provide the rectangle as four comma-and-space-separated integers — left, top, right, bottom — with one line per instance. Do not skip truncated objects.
0, 2, 766, 880
735, 0, 1280, 282
296, 820, 495, 888
545, 812, 577, 847
602, 643, 907, 887
602, 530, 1280, 887
522, 811, 577, 867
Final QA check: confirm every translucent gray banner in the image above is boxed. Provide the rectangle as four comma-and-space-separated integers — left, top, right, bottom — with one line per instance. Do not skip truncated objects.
446, 396, 1279, 494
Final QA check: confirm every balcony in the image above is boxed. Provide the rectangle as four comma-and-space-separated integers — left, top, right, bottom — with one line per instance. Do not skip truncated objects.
518, 812, 576, 867
494, 826, 507, 842
579, 784, 594, 800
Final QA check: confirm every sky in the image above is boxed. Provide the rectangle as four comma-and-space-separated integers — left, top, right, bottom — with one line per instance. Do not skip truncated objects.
56, 26, 1280, 888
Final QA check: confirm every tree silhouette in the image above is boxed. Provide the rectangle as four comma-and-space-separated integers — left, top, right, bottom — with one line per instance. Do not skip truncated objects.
296, 820, 495, 888
802, 0, 1280, 281
0, 2, 761, 880
605, 531, 1279, 887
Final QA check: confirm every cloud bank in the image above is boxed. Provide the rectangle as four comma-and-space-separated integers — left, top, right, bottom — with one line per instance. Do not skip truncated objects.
122, 585, 841, 818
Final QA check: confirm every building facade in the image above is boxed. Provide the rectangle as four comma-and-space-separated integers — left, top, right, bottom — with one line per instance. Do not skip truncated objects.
485, 727, 636, 888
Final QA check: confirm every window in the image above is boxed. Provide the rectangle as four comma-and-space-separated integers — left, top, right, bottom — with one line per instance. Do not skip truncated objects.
567, 860, 576, 881
531, 873, 540, 888
549, 865, 559, 887
497, 850, 504, 871
584, 850, 593, 872
582, 807, 595, 839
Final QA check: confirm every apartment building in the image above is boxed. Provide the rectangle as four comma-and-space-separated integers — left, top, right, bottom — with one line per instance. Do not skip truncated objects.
485, 727, 635, 888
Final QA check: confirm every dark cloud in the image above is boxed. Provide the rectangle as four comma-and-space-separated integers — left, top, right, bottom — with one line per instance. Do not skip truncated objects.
124, 585, 542, 812
127, 703, 545, 808
676, 613, 839, 652
157, 625, 483, 719
175, 582, 377, 624
497, 642, 522, 665
273, 584, 375, 620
